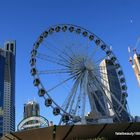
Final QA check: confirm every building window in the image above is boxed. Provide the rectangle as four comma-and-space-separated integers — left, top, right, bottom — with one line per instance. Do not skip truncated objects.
10, 43, 14, 52
6, 44, 9, 51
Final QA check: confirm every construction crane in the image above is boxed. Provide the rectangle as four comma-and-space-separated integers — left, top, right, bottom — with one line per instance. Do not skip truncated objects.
128, 37, 140, 87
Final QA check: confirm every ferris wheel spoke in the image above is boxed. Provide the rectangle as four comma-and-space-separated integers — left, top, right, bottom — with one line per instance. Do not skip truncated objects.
89, 45, 100, 60
42, 39, 65, 55
91, 66, 120, 79
100, 65, 119, 70
91, 72, 129, 116
45, 43, 76, 66
72, 92, 81, 116
36, 55, 71, 68
65, 44, 87, 62
87, 82, 107, 116
65, 79, 80, 113
98, 71, 123, 83
88, 71, 121, 121
80, 71, 89, 121
38, 68, 71, 75
91, 71, 123, 101
68, 72, 85, 114
81, 89, 86, 121
37, 52, 71, 66
95, 71, 125, 92
62, 72, 83, 112
42, 41, 75, 64
43, 40, 78, 65
41, 42, 72, 67
93, 74, 123, 101
47, 71, 81, 93
100, 82, 129, 116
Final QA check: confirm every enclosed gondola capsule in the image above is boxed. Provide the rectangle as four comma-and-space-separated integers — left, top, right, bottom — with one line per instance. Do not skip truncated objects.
53, 107, 60, 115
38, 36, 44, 44
31, 49, 37, 57
115, 63, 120, 69
120, 78, 125, 83
106, 50, 112, 56
43, 31, 48, 38
45, 98, 52, 107
30, 58, 36, 66
55, 26, 61, 32
69, 26, 74, 32
122, 85, 127, 90
33, 79, 40, 86
34, 42, 40, 49
38, 88, 45, 97
76, 28, 81, 34
95, 39, 100, 45
31, 68, 37, 76
48, 28, 54, 34
118, 70, 123, 76
101, 45, 106, 50
82, 31, 88, 37
62, 26, 67, 32
62, 114, 70, 123
122, 92, 128, 98
89, 35, 94, 41
111, 57, 116, 63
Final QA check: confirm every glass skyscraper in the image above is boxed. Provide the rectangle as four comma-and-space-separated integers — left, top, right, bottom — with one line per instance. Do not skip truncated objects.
0, 41, 16, 137
100, 59, 130, 122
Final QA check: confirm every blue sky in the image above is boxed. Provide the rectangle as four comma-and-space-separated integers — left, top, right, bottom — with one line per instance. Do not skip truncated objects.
0, 0, 140, 127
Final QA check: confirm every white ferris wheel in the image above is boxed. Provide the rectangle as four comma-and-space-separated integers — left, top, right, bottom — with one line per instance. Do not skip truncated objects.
30, 24, 130, 125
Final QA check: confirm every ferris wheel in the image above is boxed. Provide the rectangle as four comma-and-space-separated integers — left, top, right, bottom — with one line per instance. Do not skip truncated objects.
30, 24, 130, 124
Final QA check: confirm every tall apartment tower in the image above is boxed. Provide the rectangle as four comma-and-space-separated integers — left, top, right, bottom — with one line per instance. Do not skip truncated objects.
0, 41, 16, 137
100, 59, 130, 122
24, 101, 40, 119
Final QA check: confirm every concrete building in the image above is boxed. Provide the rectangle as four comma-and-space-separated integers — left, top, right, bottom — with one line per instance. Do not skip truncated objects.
0, 41, 16, 137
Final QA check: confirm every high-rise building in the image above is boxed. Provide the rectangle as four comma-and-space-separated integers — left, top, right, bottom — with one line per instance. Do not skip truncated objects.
100, 59, 130, 122
17, 101, 40, 130
24, 101, 40, 119
17, 101, 48, 131
0, 41, 16, 137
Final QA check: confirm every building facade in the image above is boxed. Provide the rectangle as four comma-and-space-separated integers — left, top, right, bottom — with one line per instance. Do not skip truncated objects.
17, 101, 49, 131
129, 50, 140, 86
17, 101, 40, 130
100, 59, 130, 122
24, 101, 40, 119
0, 41, 16, 137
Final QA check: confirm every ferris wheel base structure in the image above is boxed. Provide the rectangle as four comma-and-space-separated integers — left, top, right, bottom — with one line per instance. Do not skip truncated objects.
1, 122, 140, 140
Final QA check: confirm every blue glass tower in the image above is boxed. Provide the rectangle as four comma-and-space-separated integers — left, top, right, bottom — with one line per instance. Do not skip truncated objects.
0, 41, 16, 137
100, 59, 130, 122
